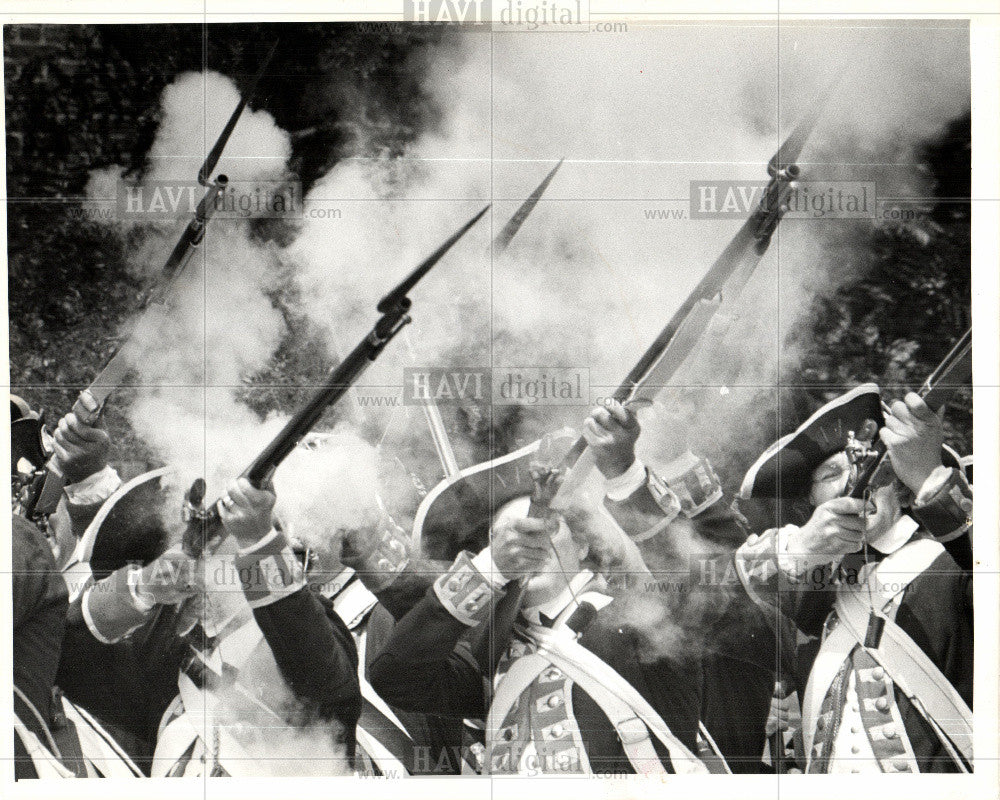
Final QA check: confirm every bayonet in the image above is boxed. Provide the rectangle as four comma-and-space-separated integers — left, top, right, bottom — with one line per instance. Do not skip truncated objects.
493, 158, 564, 254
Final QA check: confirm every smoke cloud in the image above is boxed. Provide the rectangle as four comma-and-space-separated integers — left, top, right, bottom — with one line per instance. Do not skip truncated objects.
86, 23, 969, 659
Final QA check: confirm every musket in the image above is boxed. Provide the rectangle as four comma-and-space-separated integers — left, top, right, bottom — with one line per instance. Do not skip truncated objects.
180, 204, 490, 559
844, 327, 972, 501
24, 43, 278, 519
550, 83, 838, 507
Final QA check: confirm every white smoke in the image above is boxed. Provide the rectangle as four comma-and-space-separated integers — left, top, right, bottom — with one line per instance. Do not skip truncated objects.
285, 22, 970, 479
85, 23, 969, 574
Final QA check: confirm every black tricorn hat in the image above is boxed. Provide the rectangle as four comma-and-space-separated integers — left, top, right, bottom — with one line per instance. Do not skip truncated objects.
739, 384, 885, 501
739, 383, 961, 503
76, 467, 174, 580
413, 431, 577, 562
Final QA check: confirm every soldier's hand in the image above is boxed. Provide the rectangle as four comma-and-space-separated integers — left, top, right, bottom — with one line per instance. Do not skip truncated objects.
880, 392, 944, 495
492, 516, 556, 582
52, 411, 110, 484
135, 547, 202, 607
218, 477, 277, 548
583, 400, 640, 479
793, 497, 868, 560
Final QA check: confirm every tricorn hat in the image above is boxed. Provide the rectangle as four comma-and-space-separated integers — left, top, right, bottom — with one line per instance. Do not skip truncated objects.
740, 383, 960, 502
740, 384, 884, 501
413, 431, 577, 562
75, 467, 175, 580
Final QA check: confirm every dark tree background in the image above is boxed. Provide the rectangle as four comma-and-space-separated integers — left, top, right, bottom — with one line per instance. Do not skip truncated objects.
5, 23, 972, 478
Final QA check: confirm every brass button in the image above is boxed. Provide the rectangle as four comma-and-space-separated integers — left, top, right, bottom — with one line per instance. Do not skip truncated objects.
550, 725, 565, 737
850, 726, 860, 734
545, 668, 562, 681
851, 744, 861, 754
875, 697, 890, 713
547, 695, 561, 708
447, 580, 460, 592
872, 667, 885, 681
893, 759, 909, 772
883, 725, 897, 739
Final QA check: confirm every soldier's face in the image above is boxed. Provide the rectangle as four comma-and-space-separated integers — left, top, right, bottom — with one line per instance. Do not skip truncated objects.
808, 452, 902, 540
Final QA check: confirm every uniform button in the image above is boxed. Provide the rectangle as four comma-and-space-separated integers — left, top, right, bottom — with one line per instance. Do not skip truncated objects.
875, 697, 890, 713
447, 580, 460, 592
851, 769, 860, 774
502, 728, 515, 741
547, 695, 561, 708
883, 725, 897, 739
550, 725, 565, 737
850, 726, 860, 734
817, 717, 826, 731
850, 703, 859, 713
851, 745, 861, 754
893, 759, 909, 772
872, 667, 885, 681
545, 668, 562, 681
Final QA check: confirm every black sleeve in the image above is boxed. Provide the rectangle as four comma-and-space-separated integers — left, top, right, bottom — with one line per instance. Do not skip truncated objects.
369, 587, 486, 719
13, 515, 68, 731
371, 559, 442, 621
253, 587, 362, 733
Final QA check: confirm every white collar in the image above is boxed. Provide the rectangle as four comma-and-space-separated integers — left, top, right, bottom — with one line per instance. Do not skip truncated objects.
867, 514, 919, 556
522, 570, 610, 626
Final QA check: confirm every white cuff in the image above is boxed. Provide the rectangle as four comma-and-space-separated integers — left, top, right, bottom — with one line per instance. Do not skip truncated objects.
64, 465, 121, 506
915, 465, 958, 507
472, 546, 508, 589
236, 528, 281, 556
605, 459, 647, 502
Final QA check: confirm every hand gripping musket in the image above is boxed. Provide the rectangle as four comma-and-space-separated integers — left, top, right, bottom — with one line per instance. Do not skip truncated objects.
842, 329, 971, 653
179, 205, 490, 561
549, 85, 837, 509
23, 43, 278, 520
843, 327, 973, 504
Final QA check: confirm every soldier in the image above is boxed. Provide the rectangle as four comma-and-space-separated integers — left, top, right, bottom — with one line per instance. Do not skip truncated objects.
11, 398, 144, 778
55, 471, 363, 776
369, 403, 774, 775
734, 384, 972, 773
